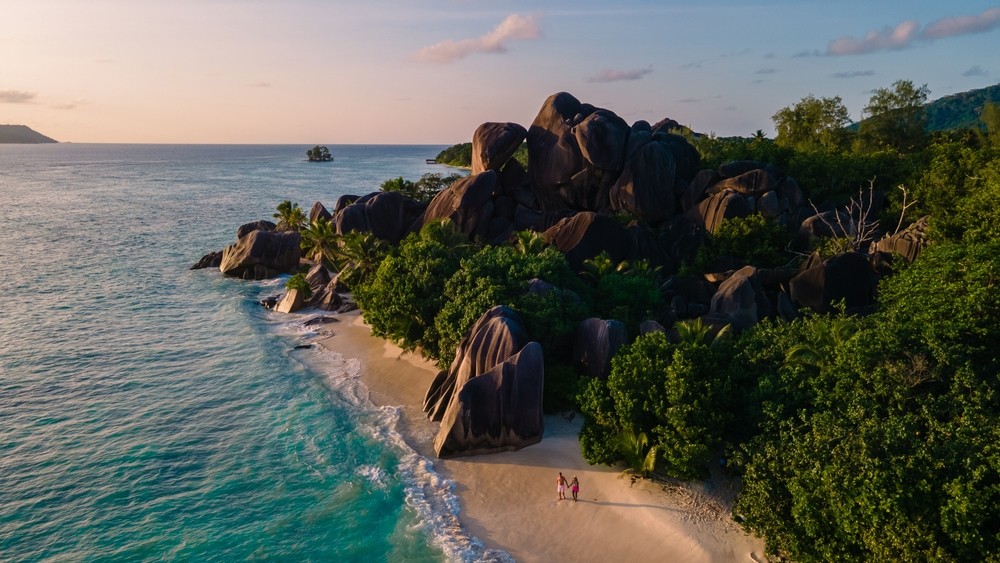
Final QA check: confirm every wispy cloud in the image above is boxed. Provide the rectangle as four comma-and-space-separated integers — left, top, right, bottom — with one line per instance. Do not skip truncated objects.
832, 70, 875, 78
0, 89, 37, 103
922, 7, 1000, 39
826, 8, 1000, 56
415, 13, 541, 63
250, 81, 272, 88
51, 98, 88, 110
963, 65, 988, 77
677, 98, 701, 104
755, 68, 777, 75
586, 66, 652, 83
827, 20, 921, 55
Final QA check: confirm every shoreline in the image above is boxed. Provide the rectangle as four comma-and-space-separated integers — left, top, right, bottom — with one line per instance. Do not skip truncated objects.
312, 310, 767, 562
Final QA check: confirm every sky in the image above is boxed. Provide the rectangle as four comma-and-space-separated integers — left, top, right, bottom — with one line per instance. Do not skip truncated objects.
2, 0, 999, 144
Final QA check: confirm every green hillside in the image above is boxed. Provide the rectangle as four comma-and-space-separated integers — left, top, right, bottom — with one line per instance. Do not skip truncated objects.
0, 124, 58, 143
924, 82, 1000, 131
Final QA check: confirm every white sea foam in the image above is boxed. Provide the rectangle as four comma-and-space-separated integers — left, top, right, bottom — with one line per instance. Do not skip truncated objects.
277, 317, 514, 563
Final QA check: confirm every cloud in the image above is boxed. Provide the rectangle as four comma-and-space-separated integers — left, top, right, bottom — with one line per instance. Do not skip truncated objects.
250, 81, 272, 88
50, 98, 88, 110
827, 20, 920, 55
793, 49, 823, 58
0, 90, 37, 103
922, 7, 1000, 39
832, 70, 876, 78
755, 68, 777, 75
825, 8, 1000, 56
677, 98, 702, 103
962, 65, 988, 77
586, 66, 652, 83
415, 13, 541, 63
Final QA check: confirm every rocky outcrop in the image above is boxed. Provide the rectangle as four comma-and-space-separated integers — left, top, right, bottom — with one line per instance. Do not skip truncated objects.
433, 342, 544, 458
421, 171, 498, 240
542, 212, 632, 271
220, 230, 301, 280
572, 317, 628, 378
427, 306, 544, 458
334, 191, 426, 244
688, 190, 751, 233
789, 252, 875, 313
526, 92, 588, 209
610, 140, 676, 222
706, 266, 770, 330
309, 202, 332, 224
472, 122, 527, 174
236, 220, 276, 239
423, 306, 530, 422
275, 288, 305, 314
190, 250, 223, 270
871, 215, 930, 263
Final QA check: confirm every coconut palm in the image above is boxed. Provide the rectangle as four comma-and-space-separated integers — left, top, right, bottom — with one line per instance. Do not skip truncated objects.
614, 427, 658, 480
513, 229, 548, 255
784, 316, 855, 372
673, 317, 732, 347
300, 217, 339, 269
273, 200, 306, 232
331, 231, 388, 289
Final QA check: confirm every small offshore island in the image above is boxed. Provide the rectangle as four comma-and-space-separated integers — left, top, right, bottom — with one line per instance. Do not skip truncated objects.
195, 84, 1000, 561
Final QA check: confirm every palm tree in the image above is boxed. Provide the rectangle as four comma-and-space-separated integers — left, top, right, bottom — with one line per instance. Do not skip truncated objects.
615, 427, 658, 480
784, 316, 855, 372
300, 217, 339, 269
673, 317, 732, 347
273, 200, 306, 232
513, 230, 548, 255
331, 231, 388, 289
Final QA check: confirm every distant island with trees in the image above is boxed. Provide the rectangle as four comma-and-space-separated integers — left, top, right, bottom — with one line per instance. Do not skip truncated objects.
306, 145, 333, 162
0, 124, 57, 144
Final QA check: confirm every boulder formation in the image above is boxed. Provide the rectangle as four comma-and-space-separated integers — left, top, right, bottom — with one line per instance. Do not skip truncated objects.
472, 122, 527, 174
219, 229, 301, 280
572, 317, 628, 379
428, 306, 544, 458
433, 342, 545, 458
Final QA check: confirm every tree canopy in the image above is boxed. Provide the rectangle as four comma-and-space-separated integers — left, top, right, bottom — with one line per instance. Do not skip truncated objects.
772, 94, 851, 152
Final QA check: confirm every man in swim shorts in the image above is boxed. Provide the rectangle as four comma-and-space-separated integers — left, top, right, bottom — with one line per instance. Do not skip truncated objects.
557, 472, 568, 500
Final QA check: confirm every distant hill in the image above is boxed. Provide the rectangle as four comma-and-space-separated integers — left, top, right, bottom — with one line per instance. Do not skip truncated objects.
848, 83, 1000, 133
0, 124, 58, 144
924, 83, 1000, 131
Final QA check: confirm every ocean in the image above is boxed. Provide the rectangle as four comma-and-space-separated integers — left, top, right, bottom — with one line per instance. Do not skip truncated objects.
0, 144, 503, 561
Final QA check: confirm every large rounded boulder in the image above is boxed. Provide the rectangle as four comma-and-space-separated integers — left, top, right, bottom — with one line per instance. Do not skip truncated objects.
610, 140, 677, 223
219, 229, 301, 280
541, 212, 632, 271
572, 317, 628, 378
421, 171, 498, 239
472, 122, 527, 174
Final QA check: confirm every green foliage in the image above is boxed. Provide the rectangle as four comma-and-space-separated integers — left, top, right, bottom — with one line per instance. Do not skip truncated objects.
433, 245, 585, 368
581, 252, 663, 331
353, 220, 472, 358
772, 94, 852, 153
306, 145, 332, 162
579, 331, 733, 479
923, 83, 1000, 132
380, 173, 464, 203
284, 272, 313, 299
614, 427, 658, 478
328, 230, 389, 290
858, 79, 930, 153
299, 217, 338, 269
983, 101, 1000, 147
688, 214, 793, 273
732, 241, 1000, 561
273, 200, 306, 232
434, 142, 472, 167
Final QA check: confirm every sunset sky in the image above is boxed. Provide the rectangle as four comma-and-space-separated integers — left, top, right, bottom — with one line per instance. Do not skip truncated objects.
2, 1, 998, 144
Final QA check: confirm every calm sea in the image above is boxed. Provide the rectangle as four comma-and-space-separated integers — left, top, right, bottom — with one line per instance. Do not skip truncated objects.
0, 144, 504, 561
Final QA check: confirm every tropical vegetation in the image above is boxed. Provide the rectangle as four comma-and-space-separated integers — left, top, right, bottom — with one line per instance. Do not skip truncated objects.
271, 78, 1000, 561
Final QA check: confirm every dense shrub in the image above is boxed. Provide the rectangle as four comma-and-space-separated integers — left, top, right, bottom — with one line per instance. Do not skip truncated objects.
353, 220, 472, 359
579, 331, 733, 479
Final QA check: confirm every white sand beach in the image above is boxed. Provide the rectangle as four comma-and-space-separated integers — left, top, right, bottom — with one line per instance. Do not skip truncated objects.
316, 311, 767, 563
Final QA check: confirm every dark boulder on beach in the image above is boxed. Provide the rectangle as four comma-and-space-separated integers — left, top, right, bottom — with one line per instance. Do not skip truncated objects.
219, 229, 301, 280
433, 341, 544, 458
610, 140, 677, 222
333, 191, 426, 244
423, 306, 530, 422
472, 122, 527, 174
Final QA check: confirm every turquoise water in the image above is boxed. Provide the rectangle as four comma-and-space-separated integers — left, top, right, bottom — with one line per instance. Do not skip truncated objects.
0, 145, 500, 561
